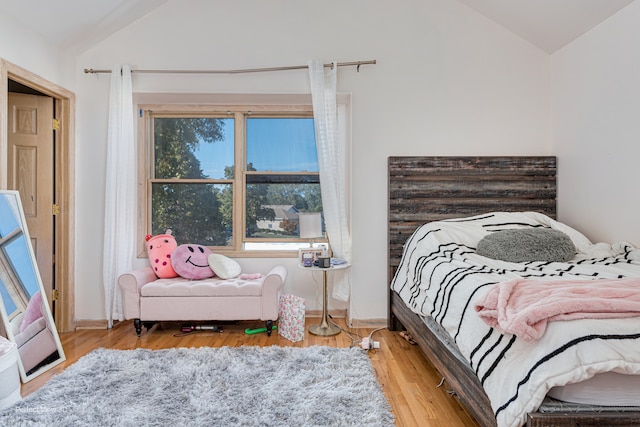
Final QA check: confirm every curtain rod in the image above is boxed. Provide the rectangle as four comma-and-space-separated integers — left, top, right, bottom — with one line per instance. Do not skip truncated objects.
83, 60, 376, 75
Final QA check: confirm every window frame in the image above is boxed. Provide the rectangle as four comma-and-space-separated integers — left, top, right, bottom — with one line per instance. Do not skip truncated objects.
137, 104, 326, 258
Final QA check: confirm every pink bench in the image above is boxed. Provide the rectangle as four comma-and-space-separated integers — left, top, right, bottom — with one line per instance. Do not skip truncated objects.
118, 265, 286, 336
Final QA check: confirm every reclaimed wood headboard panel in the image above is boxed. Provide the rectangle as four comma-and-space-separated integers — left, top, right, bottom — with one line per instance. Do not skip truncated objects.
388, 156, 557, 272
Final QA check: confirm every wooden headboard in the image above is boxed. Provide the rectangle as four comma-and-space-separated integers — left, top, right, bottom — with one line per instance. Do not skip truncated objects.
388, 156, 557, 274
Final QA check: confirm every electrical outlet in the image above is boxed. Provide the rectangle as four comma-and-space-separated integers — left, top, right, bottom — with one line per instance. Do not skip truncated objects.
361, 337, 370, 350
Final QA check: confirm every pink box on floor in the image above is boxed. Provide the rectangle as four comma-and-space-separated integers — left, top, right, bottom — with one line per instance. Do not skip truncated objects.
278, 294, 305, 342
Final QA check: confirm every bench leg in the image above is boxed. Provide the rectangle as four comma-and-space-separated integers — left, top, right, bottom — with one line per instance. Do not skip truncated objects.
134, 319, 142, 337
266, 320, 274, 336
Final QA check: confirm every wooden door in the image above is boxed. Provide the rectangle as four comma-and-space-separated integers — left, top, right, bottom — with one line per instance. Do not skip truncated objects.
7, 93, 55, 309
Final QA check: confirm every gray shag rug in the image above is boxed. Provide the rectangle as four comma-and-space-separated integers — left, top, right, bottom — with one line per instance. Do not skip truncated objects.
0, 346, 394, 427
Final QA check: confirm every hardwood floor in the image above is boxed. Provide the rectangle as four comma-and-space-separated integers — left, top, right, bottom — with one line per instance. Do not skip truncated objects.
22, 318, 479, 427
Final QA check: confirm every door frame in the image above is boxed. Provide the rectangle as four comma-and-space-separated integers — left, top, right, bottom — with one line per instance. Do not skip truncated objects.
0, 58, 76, 333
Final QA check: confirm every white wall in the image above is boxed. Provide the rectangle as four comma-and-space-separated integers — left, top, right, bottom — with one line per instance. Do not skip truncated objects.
72, 0, 551, 322
0, 13, 74, 89
551, 2, 640, 246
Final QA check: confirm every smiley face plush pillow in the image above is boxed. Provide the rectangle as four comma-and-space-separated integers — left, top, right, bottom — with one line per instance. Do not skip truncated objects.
171, 244, 215, 279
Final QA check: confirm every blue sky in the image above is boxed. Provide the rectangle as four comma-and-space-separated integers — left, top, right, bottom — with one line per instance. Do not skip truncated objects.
195, 118, 318, 178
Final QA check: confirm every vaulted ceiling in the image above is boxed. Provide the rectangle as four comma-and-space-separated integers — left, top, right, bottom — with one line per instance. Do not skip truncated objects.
457, 0, 634, 53
0, 0, 170, 55
0, 0, 635, 55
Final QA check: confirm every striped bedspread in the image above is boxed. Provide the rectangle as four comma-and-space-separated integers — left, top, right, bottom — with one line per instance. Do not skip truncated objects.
390, 212, 640, 427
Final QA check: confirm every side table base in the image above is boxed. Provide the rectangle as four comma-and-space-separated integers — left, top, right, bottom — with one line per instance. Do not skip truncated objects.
309, 322, 341, 336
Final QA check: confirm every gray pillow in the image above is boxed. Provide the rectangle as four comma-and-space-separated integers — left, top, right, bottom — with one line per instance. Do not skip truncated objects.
476, 228, 576, 263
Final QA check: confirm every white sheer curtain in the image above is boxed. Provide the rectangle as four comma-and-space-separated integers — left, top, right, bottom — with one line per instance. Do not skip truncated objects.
103, 64, 136, 328
308, 59, 352, 301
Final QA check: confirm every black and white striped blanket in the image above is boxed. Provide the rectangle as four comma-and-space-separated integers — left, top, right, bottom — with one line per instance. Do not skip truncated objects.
391, 212, 640, 427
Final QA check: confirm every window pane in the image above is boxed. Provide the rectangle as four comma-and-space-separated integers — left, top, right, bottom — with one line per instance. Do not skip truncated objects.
245, 183, 323, 239
0, 276, 17, 317
246, 118, 317, 172
0, 195, 20, 238
3, 236, 40, 297
152, 183, 232, 246
154, 118, 234, 179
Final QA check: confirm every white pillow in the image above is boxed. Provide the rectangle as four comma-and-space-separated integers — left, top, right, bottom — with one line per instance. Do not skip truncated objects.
208, 253, 241, 279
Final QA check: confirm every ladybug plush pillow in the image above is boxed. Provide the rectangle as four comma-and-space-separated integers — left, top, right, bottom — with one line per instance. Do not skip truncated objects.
145, 230, 178, 278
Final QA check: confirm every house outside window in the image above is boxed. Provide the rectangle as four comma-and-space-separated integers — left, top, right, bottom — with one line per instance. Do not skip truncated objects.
138, 104, 324, 257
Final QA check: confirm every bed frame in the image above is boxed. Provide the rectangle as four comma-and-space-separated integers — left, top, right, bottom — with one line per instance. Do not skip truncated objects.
387, 156, 640, 427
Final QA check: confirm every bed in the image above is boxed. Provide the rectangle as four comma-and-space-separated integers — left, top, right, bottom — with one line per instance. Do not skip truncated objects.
388, 156, 640, 427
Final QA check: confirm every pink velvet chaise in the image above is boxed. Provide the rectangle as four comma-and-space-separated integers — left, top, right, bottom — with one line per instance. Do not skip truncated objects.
118, 265, 287, 336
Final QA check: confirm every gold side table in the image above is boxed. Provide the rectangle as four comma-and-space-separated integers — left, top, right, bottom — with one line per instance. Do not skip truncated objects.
298, 262, 350, 336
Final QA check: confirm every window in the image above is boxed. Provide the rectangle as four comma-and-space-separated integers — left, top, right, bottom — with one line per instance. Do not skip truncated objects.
139, 105, 324, 256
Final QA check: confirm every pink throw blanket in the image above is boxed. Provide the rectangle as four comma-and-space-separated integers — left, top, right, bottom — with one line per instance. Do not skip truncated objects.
474, 277, 640, 342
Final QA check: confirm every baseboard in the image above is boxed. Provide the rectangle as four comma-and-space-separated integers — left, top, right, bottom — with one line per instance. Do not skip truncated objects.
75, 315, 388, 329
305, 309, 347, 318
304, 310, 387, 328
347, 318, 388, 328
75, 319, 125, 330
75, 319, 107, 329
